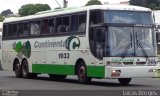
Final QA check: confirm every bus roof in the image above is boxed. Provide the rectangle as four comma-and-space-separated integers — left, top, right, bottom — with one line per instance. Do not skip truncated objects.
3, 4, 151, 23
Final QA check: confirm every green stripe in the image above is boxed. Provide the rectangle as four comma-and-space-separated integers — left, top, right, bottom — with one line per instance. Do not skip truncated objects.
32, 64, 75, 75
87, 66, 105, 78
32, 64, 105, 78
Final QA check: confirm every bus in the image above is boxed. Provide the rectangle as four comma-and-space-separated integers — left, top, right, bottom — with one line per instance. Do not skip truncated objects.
0, 22, 2, 70
2, 5, 160, 84
153, 10, 160, 60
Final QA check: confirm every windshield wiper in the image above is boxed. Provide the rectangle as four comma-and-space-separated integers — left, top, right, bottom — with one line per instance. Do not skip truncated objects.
136, 40, 148, 58
122, 32, 132, 58
135, 32, 148, 58
122, 42, 131, 58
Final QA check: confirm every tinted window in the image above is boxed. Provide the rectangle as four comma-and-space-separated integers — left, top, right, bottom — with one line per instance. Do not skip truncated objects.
105, 11, 153, 24
56, 17, 63, 33
78, 14, 86, 32
90, 10, 102, 25
48, 18, 55, 34
56, 16, 70, 33
7, 24, 17, 37
42, 19, 49, 34
71, 15, 78, 32
71, 13, 87, 33
23, 22, 29, 36
3, 24, 8, 37
18, 22, 29, 37
30, 20, 41, 35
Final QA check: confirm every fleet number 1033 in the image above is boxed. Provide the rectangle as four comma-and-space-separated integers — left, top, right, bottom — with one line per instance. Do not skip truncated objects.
59, 53, 70, 59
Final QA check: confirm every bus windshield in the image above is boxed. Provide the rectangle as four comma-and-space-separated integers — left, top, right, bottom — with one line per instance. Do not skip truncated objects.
108, 26, 156, 57
89, 10, 156, 58
105, 11, 153, 24
104, 11, 156, 57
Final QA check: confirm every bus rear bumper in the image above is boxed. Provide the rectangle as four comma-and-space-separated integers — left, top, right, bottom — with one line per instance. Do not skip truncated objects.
104, 66, 160, 78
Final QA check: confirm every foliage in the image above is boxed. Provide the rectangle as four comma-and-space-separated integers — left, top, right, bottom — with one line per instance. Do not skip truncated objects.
85, 0, 102, 6
18, 4, 51, 16
129, 0, 160, 10
0, 16, 4, 22
1, 9, 13, 16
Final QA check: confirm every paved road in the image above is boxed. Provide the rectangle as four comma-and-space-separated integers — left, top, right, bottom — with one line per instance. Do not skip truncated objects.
0, 70, 160, 96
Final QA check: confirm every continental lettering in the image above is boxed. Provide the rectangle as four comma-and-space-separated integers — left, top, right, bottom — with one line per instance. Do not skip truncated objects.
34, 40, 65, 48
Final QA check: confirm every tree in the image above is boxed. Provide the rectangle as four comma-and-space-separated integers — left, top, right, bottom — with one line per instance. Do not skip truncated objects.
0, 16, 4, 22
85, 0, 102, 6
129, 0, 148, 7
18, 4, 51, 16
129, 0, 160, 10
148, 3, 157, 9
1, 9, 13, 16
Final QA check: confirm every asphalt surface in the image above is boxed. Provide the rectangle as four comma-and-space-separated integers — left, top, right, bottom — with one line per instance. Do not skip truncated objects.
0, 70, 160, 96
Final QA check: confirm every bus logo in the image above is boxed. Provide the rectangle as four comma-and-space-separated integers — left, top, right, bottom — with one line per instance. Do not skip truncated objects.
65, 36, 80, 51
12, 41, 31, 58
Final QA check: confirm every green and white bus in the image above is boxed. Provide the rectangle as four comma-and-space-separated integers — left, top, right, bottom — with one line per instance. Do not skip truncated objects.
2, 5, 160, 84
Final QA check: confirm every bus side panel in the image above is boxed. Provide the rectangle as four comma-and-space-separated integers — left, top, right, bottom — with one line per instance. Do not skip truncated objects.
2, 40, 21, 71
31, 37, 71, 74
2, 36, 105, 78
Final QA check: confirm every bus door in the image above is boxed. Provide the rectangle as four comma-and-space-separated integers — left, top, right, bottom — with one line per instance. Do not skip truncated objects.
89, 26, 106, 60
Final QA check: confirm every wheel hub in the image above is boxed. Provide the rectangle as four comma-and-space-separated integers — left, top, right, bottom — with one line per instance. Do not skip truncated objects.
15, 64, 20, 72
78, 66, 85, 78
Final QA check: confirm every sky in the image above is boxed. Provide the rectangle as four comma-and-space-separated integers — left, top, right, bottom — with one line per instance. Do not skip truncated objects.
0, 0, 129, 13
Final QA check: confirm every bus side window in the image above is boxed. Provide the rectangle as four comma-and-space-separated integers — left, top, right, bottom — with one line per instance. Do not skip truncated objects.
63, 16, 70, 32
3, 24, 8, 37
89, 27, 106, 59
89, 10, 102, 25
71, 15, 78, 32
8, 24, 17, 37
78, 23, 86, 32
57, 25, 66, 32
8, 24, 12, 37
48, 19, 55, 34
71, 13, 86, 33
95, 29, 104, 59
23, 22, 29, 36
56, 17, 62, 33
30, 21, 41, 35
78, 14, 86, 32
18, 22, 29, 37
12, 24, 18, 37
42, 19, 49, 34
56, 16, 70, 33
18, 23, 23, 36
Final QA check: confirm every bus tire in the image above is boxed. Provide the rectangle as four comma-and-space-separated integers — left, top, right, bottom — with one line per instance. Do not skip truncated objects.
118, 78, 131, 85
49, 74, 67, 80
77, 62, 91, 83
21, 59, 37, 79
14, 60, 22, 78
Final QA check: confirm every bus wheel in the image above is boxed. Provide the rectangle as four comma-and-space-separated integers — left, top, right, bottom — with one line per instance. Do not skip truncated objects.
49, 74, 67, 80
21, 60, 30, 78
118, 78, 132, 85
22, 60, 37, 79
77, 62, 91, 83
14, 60, 22, 78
